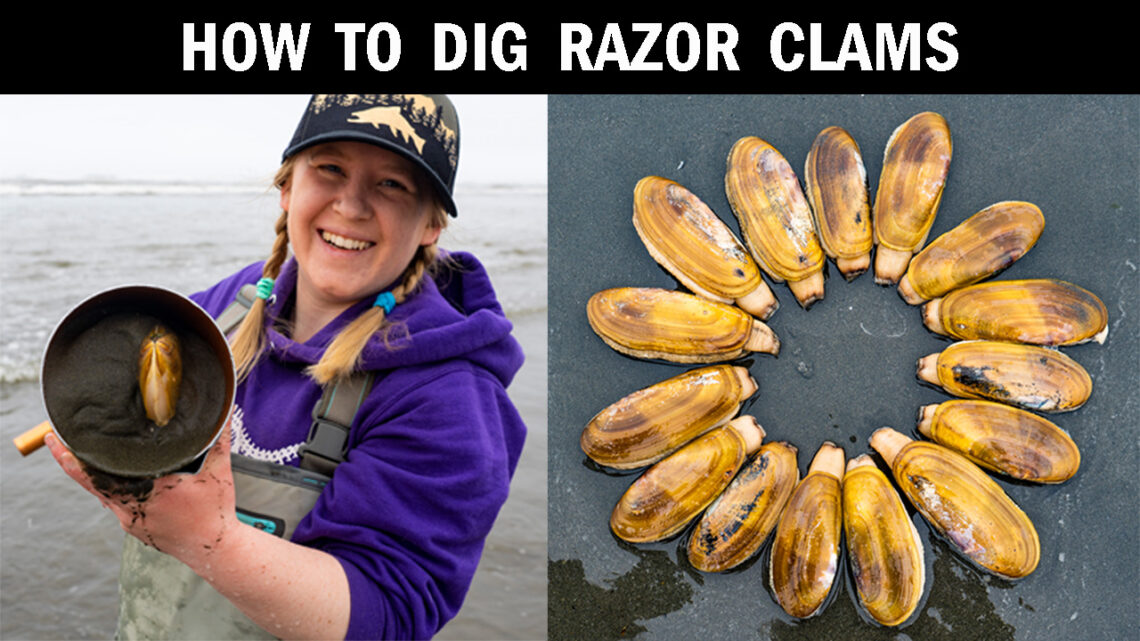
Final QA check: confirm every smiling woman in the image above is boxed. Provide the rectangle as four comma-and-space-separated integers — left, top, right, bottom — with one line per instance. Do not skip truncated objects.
39, 94, 529, 641
278, 142, 445, 345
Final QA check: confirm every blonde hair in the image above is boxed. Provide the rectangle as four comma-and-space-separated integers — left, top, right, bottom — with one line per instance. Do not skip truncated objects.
230, 155, 449, 386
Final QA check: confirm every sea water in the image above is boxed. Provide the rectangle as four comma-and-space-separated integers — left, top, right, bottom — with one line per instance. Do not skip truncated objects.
0, 181, 547, 640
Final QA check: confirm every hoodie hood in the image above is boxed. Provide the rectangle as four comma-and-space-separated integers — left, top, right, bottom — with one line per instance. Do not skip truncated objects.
258, 251, 522, 387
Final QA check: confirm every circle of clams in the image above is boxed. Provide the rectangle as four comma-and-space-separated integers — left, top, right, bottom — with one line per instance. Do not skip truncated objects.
581, 111, 1108, 628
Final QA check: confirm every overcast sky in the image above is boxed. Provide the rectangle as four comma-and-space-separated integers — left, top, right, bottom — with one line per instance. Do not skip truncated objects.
0, 95, 546, 186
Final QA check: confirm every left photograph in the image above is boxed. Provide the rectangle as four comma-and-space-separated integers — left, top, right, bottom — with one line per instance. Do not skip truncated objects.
0, 94, 547, 640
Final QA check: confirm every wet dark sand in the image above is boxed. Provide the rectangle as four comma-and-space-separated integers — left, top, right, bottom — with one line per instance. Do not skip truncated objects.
43, 311, 227, 479
548, 95, 1139, 640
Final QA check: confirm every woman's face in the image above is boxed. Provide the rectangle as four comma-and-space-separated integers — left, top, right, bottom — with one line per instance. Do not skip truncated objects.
281, 141, 442, 310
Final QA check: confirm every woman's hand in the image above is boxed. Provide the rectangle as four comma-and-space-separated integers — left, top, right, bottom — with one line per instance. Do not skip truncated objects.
44, 420, 239, 566
45, 421, 351, 639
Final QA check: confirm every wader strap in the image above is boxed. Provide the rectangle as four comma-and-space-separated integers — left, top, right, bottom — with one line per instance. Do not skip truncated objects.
215, 283, 376, 476
215, 283, 258, 335
298, 371, 376, 476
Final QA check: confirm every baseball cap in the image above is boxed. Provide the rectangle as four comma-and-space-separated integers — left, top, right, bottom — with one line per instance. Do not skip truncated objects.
282, 94, 460, 216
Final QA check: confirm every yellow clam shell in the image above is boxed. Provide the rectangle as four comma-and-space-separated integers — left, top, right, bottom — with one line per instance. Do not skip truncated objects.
898, 201, 1044, 304
923, 278, 1108, 346
633, 176, 779, 320
916, 340, 1092, 413
803, 126, 873, 281
725, 136, 826, 309
138, 324, 182, 427
586, 287, 780, 363
843, 455, 925, 627
872, 111, 952, 285
917, 400, 1080, 483
611, 416, 765, 543
581, 365, 757, 470
687, 440, 799, 573
871, 428, 1040, 580
769, 441, 845, 619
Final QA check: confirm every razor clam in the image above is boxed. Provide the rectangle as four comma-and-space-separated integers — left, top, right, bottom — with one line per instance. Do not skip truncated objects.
843, 455, 925, 627
923, 278, 1108, 346
769, 441, 845, 619
581, 364, 757, 470
611, 416, 765, 543
872, 111, 952, 285
917, 400, 1080, 483
586, 287, 780, 364
916, 340, 1092, 413
725, 136, 826, 309
870, 427, 1040, 580
138, 324, 182, 427
803, 126, 873, 281
633, 175, 779, 320
898, 201, 1044, 304
688, 440, 799, 573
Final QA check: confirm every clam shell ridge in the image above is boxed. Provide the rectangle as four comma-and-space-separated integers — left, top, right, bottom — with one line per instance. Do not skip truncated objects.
917, 340, 1093, 413
769, 442, 845, 619
872, 429, 1040, 580
632, 175, 778, 319
725, 136, 826, 308
803, 126, 873, 281
610, 417, 763, 543
924, 278, 1108, 346
688, 440, 799, 573
581, 364, 757, 470
918, 400, 1080, 483
899, 201, 1044, 304
843, 455, 925, 627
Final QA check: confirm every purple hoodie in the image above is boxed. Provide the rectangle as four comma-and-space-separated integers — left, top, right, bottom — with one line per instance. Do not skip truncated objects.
190, 251, 526, 640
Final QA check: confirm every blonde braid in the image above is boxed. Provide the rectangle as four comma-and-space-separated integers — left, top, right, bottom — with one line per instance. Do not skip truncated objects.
230, 210, 290, 383
306, 244, 440, 385
230, 159, 296, 383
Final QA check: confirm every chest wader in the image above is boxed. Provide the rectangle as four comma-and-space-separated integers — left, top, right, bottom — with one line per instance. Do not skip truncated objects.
117, 284, 374, 640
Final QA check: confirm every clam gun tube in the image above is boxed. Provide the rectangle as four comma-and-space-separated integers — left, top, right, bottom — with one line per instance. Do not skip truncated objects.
13, 420, 53, 456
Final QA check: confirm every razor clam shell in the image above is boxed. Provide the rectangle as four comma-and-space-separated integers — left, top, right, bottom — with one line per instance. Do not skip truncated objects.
610, 417, 761, 543
803, 126, 873, 280
918, 340, 1093, 413
918, 400, 1080, 483
872, 111, 952, 284
871, 429, 1040, 580
633, 175, 777, 319
687, 440, 799, 573
843, 455, 925, 627
769, 442, 845, 619
725, 136, 825, 308
899, 201, 1044, 304
581, 364, 756, 470
924, 278, 1108, 346
586, 287, 779, 363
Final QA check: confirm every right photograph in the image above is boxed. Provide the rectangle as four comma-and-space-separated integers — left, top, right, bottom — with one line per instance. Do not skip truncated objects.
547, 95, 1139, 640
